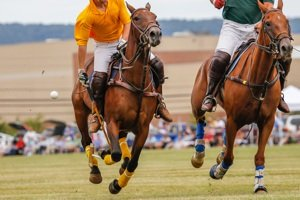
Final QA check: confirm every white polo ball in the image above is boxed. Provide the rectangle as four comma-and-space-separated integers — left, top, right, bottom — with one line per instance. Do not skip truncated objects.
50, 90, 59, 99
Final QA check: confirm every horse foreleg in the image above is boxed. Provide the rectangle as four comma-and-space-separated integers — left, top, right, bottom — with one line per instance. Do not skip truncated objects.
254, 117, 275, 193
210, 117, 237, 179
109, 128, 148, 194
119, 131, 131, 175
191, 117, 206, 168
106, 120, 122, 162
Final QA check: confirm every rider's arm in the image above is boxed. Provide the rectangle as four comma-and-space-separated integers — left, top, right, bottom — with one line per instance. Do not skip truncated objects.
78, 45, 87, 70
121, 23, 130, 41
119, 0, 131, 42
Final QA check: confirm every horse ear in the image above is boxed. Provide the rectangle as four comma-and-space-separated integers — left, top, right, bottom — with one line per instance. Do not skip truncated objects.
126, 2, 135, 13
277, 0, 283, 10
257, 0, 268, 14
145, 2, 151, 11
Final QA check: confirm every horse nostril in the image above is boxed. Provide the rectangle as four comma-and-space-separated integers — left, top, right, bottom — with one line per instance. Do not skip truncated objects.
281, 45, 287, 52
150, 31, 156, 39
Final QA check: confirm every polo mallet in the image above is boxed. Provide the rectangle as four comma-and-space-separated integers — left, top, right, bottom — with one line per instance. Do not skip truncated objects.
86, 85, 111, 148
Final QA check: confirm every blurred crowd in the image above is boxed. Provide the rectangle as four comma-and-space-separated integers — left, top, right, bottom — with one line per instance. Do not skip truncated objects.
1, 113, 300, 157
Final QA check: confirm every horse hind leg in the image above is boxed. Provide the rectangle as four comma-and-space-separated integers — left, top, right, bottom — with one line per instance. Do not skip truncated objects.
191, 116, 206, 168
210, 118, 237, 179
72, 93, 102, 184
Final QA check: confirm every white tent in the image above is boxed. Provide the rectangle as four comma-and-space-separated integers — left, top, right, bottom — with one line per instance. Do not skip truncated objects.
282, 85, 300, 112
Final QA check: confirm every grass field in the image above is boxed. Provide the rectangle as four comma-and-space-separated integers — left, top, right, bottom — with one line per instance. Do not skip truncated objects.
0, 145, 299, 200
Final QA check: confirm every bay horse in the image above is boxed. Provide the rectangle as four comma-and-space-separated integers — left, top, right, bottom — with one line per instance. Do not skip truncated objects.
190, 0, 293, 193
72, 3, 162, 194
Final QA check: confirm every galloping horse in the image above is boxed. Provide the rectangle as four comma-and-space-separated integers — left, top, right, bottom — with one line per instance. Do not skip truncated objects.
72, 3, 162, 194
191, 0, 293, 193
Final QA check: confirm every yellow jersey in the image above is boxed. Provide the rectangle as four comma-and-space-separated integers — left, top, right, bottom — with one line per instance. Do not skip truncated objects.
75, 0, 131, 46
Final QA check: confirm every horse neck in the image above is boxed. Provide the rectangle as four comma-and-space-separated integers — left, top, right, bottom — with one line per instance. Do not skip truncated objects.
250, 32, 275, 84
124, 34, 152, 87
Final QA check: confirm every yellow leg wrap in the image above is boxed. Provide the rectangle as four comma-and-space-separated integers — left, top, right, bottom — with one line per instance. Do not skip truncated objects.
119, 137, 131, 159
118, 169, 134, 188
85, 144, 98, 167
104, 155, 115, 165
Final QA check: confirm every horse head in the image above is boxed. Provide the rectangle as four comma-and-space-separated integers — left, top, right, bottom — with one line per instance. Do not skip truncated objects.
257, 0, 293, 61
126, 3, 161, 47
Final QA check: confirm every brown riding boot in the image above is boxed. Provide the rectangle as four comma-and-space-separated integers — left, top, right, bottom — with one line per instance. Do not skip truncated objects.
88, 72, 108, 133
201, 51, 231, 112
278, 95, 290, 113
150, 56, 173, 122
155, 86, 173, 122
277, 60, 291, 113
88, 114, 100, 133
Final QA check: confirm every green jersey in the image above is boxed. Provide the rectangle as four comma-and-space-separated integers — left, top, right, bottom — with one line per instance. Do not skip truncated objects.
222, 0, 274, 24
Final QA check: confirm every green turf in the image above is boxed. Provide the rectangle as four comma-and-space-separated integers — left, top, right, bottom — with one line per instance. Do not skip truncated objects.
0, 145, 299, 200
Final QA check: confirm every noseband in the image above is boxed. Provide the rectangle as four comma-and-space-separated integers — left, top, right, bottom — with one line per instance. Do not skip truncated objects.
258, 9, 293, 55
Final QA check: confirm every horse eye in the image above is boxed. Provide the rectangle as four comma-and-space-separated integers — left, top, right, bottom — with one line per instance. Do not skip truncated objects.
265, 22, 271, 27
133, 16, 140, 21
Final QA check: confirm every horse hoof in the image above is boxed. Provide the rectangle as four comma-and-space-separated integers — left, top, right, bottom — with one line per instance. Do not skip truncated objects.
109, 179, 122, 194
209, 164, 219, 179
216, 151, 224, 164
89, 166, 102, 184
191, 151, 205, 168
254, 185, 268, 194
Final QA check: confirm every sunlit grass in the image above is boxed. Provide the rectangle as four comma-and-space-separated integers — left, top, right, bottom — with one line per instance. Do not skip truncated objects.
0, 145, 299, 199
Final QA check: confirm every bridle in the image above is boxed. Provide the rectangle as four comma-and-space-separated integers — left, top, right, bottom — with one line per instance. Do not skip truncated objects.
256, 9, 293, 56
119, 8, 161, 65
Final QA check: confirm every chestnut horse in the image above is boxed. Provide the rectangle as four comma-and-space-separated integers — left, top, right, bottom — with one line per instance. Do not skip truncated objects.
72, 3, 162, 194
190, 0, 293, 193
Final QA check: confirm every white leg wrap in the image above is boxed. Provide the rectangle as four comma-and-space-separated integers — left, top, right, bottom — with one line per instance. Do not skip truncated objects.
214, 163, 228, 179
254, 167, 265, 192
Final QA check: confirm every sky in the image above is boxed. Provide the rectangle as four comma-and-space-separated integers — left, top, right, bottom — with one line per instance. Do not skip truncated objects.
0, 0, 299, 24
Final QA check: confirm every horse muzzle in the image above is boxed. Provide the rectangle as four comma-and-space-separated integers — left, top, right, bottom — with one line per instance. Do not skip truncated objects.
148, 27, 161, 47
279, 38, 293, 61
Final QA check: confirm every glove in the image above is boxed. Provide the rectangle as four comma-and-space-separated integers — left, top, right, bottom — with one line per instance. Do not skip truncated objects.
117, 38, 127, 50
78, 69, 89, 87
213, 0, 225, 9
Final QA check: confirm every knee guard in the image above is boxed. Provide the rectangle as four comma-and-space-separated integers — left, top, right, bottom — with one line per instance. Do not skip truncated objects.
91, 72, 108, 102
149, 56, 165, 87
209, 51, 231, 80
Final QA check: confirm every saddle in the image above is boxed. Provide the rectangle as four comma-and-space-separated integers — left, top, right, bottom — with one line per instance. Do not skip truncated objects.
107, 51, 159, 89
225, 38, 256, 76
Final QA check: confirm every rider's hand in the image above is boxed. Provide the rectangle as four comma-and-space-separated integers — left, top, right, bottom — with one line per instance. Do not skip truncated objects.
78, 69, 89, 87
213, 0, 225, 9
117, 38, 127, 50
